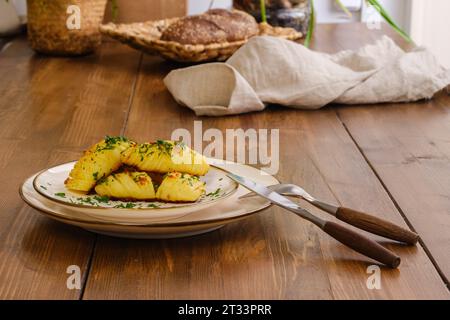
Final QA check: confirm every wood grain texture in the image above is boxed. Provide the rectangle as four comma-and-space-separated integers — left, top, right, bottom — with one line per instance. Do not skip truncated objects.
0, 38, 141, 299
321, 221, 401, 268
1, 23, 449, 300
82, 27, 449, 298
321, 23, 450, 286
104, 0, 187, 23
337, 93, 450, 284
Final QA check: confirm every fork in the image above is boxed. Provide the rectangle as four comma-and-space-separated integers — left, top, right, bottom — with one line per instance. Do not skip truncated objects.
240, 184, 419, 245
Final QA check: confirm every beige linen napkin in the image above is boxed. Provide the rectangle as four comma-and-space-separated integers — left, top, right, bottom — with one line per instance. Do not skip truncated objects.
164, 36, 450, 116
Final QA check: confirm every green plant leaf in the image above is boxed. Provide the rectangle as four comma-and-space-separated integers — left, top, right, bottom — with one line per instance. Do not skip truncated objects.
304, 0, 315, 48
260, 0, 267, 23
335, 0, 352, 18
366, 0, 412, 42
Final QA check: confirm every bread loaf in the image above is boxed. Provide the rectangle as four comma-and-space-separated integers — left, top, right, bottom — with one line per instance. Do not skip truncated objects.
161, 9, 259, 45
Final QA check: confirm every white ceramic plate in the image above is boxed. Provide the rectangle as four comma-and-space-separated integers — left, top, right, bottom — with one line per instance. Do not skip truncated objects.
20, 160, 279, 238
33, 161, 238, 223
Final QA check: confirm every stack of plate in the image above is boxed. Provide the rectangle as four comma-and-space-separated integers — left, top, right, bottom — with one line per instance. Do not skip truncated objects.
20, 159, 278, 239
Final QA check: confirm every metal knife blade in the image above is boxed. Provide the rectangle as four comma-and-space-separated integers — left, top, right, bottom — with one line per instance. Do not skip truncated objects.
228, 173, 325, 227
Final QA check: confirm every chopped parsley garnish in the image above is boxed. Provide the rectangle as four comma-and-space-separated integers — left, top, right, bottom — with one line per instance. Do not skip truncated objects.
174, 140, 186, 151
206, 188, 221, 198
105, 135, 128, 145
114, 202, 136, 209
55, 192, 66, 198
147, 203, 160, 208
93, 172, 99, 180
93, 195, 110, 203
155, 140, 174, 155
180, 173, 200, 186
94, 136, 129, 153
76, 197, 97, 206
135, 140, 183, 162
97, 176, 108, 185
40, 185, 47, 190
138, 143, 151, 158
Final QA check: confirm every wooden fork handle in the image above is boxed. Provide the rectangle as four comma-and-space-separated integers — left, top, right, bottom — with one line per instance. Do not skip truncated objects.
336, 207, 419, 245
322, 221, 401, 268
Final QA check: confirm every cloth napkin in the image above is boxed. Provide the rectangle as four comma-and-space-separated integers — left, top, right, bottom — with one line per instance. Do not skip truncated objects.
164, 35, 450, 116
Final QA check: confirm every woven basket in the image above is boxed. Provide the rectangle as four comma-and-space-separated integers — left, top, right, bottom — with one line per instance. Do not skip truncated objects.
27, 0, 107, 55
100, 19, 303, 63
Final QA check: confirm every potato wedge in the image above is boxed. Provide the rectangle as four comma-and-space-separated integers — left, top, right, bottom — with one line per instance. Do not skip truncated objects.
156, 172, 206, 202
65, 136, 134, 192
95, 171, 156, 200
122, 140, 209, 176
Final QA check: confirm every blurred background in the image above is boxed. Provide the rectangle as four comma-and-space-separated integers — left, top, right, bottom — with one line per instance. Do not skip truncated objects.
1, 0, 449, 67
189, 0, 449, 67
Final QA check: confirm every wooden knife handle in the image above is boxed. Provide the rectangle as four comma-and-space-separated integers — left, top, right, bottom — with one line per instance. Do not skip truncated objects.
322, 221, 401, 268
336, 207, 419, 245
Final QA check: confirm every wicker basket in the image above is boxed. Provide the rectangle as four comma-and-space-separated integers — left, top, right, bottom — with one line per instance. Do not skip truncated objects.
100, 19, 303, 63
27, 0, 107, 55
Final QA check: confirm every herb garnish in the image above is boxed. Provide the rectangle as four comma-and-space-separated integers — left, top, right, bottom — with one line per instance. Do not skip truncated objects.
114, 202, 136, 209
206, 188, 221, 198
155, 140, 174, 156
97, 176, 108, 185
76, 197, 97, 206
94, 136, 129, 153
93, 195, 110, 203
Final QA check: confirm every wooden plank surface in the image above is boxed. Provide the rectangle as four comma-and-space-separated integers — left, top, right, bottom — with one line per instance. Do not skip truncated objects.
82, 24, 450, 298
0, 23, 449, 299
337, 94, 450, 284
83, 98, 450, 298
0, 39, 142, 299
319, 23, 450, 286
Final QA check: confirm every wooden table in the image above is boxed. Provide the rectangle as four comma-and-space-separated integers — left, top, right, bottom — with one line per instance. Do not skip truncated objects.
0, 23, 449, 300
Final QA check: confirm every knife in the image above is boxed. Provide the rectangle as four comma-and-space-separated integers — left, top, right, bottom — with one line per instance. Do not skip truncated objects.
240, 184, 419, 245
228, 173, 401, 268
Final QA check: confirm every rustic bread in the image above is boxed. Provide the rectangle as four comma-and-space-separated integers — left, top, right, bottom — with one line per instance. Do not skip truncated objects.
161, 9, 259, 45
161, 16, 228, 45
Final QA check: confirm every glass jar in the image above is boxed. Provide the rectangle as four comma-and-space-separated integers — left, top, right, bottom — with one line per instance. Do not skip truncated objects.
233, 0, 310, 34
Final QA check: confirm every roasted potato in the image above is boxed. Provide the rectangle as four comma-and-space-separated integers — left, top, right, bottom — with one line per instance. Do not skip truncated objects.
95, 171, 156, 200
156, 172, 206, 202
121, 140, 209, 176
65, 136, 134, 192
